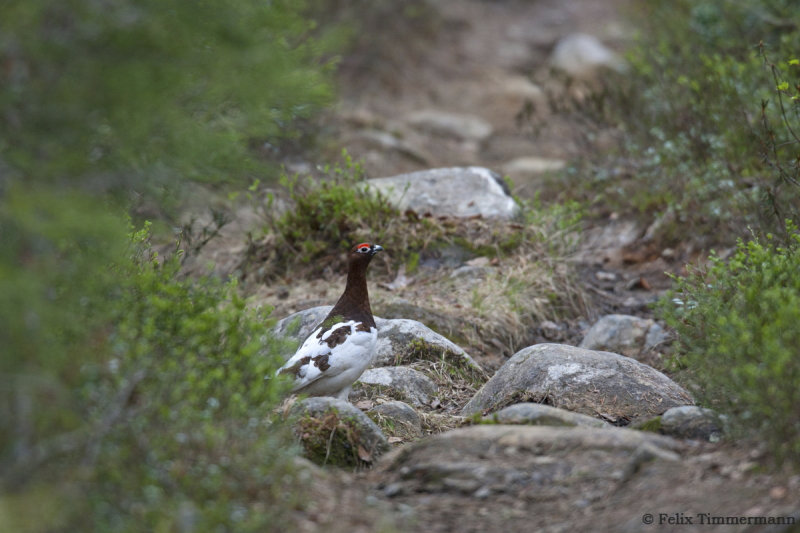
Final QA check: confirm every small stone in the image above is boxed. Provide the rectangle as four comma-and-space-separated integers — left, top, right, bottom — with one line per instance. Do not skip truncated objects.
580, 314, 666, 360
359, 367, 437, 407
473, 486, 491, 499
369, 400, 422, 437
660, 405, 726, 442
503, 156, 566, 177
450, 265, 490, 281
539, 320, 563, 340
770, 486, 787, 500
354, 400, 374, 410
383, 482, 403, 497
549, 33, 627, 78
406, 110, 493, 141
595, 271, 617, 281
466, 256, 491, 267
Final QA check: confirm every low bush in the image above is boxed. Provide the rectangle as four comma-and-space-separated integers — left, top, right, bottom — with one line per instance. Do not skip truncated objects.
1, 218, 302, 531
544, 0, 800, 245
658, 227, 800, 465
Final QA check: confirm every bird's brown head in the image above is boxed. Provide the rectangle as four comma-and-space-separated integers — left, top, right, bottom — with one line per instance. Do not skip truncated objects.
348, 242, 383, 267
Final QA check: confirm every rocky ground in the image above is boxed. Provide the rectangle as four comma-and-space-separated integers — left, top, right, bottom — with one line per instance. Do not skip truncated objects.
190, 0, 800, 531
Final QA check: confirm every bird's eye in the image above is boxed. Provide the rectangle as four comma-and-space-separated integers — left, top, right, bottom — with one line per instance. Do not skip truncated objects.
359, 246, 369, 253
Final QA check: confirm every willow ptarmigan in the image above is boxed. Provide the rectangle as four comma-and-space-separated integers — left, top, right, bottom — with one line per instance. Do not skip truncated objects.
276, 242, 383, 400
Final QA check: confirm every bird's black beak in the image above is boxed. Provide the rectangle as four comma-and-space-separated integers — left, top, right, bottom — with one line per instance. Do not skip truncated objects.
371, 244, 383, 255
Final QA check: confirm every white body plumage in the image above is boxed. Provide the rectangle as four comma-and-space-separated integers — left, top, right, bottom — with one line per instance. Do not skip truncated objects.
277, 320, 378, 400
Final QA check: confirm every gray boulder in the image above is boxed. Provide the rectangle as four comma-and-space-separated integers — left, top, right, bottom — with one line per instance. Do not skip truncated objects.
461, 343, 693, 423
363, 167, 520, 220
289, 397, 389, 466
358, 366, 438, 407
273, 306, 333, 344
660, 405, 726, 442
580, 314, 670, 359
376, 425, 681, 499
369, 400, 422, 439
372, 318, 482, 374
377, 299, 463, 342
483, 402, 609, 428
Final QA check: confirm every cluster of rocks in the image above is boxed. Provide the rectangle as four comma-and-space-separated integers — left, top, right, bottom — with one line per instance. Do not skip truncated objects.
274, 167, 724, 469
276, 304, 725, 467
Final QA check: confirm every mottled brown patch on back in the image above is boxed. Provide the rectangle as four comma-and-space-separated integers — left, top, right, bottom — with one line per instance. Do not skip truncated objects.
312, 353, 331, 371
279, 356, 311, 377
323, 325, 351, 348
355, 322, 371, 333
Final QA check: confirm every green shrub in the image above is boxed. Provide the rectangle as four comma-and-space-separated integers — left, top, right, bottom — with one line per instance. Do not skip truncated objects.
1, 1, 348, 528
758, 48, 800, 239
246, 152, 447, 278
1, 221, 302, 531
272, 153, 399, 262
1, 0, 335, 201
658, 227, 800, 465
548, 0, 800, 245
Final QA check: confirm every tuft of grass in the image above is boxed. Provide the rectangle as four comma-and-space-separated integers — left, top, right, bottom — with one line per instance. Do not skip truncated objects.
243, 151, 450, 281
366, 411, 421, 442
351, 383, 413, 406
634, 416, 664, 434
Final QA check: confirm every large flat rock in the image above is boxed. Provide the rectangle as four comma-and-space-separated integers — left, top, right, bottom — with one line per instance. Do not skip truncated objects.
376, 425, 681, 499
363, 167, 520, 220
461, 343, 692, 423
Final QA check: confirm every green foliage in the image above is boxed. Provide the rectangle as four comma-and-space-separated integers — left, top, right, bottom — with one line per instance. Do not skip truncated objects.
0, 187, 129, 383
0, 1, 363, 529
658, 227, 800, 464
1, 223, 301, 531
273, 153, 398, 262
249, 151, 448, 278
758, 47, 800, 238
634, 417, 664, 434
1, 0, 335, 197
553, 0, 800, 244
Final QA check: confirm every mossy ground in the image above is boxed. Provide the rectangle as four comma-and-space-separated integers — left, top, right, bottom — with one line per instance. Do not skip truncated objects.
294, 410, 380, 468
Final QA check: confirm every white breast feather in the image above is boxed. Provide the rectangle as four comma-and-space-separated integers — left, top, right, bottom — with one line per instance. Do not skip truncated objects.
277, 320, 378, 396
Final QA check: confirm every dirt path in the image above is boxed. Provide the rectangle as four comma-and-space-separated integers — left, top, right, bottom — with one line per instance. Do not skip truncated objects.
335, 0, 628, 175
